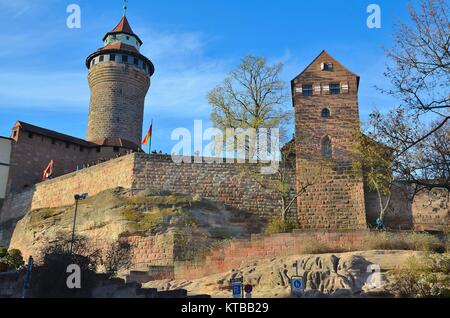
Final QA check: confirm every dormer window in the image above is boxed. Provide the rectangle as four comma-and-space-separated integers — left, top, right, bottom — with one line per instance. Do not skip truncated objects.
321, 63, 333, 71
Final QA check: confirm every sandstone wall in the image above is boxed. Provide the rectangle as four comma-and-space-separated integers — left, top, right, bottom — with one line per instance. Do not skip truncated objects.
0, 154, 135, 224
365, 183, 449, 231
131, 153, 297, 221
7, 128, 132, 194
174, 230, 369, 280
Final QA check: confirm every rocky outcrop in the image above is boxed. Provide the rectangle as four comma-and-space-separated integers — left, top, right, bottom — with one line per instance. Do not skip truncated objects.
145, 250, 423, 298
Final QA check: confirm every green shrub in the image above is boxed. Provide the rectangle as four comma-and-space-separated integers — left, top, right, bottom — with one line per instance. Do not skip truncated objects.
0, 247, 25, 271
0, 246, 7, 258
210, 227, 233, 240
264, 218, 298, 235
388, 253, 450, 298
5, 249, 25, 269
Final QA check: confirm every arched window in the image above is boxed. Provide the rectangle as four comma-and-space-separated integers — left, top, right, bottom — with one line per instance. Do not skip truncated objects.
321, 108, 330, 118
322, 136, 332, 160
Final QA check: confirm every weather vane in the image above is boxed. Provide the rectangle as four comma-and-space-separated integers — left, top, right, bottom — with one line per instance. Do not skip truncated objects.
123, 0, 128, 17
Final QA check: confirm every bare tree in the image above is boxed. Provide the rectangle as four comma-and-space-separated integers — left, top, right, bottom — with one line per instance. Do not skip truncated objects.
371, 0, 449, 194
103, 240, 133, 277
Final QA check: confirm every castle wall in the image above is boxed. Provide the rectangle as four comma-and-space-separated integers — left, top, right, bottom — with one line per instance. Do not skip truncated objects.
0, 154, 135, 224
365, 183, 449, 231
7, 128, 132, 194
131, 153, 297, 221
0, 153, 297, 226
1, 152, 447, 247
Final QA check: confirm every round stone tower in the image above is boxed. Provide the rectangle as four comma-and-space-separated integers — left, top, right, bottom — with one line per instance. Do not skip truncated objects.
85, 15, 154, 150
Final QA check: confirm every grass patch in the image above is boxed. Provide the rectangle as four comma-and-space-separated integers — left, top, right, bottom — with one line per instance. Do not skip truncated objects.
128, 194, 199, 206
365, 232, 445, 252
300, 239, 341, 254
121, 207, 179, 232
29, 208, 66, 224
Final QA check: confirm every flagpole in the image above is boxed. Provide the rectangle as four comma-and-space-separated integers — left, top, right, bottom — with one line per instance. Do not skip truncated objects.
149, 119, 153, 154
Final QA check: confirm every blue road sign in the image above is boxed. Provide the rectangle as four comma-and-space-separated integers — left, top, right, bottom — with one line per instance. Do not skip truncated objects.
232, 282, 242, 298
291, 276, 304, 295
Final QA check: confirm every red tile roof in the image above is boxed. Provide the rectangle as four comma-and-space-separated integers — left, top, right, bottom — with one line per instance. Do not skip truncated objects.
100, 42, 139, 54
102, 16, 143, 45
112, 16, 134, 34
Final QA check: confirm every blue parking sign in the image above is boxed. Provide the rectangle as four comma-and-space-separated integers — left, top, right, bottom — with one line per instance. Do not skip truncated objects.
232, 282, 242, 298
291, 276, 304, 296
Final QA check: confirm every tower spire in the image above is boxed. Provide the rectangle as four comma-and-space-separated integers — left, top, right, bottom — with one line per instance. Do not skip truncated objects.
123, 0, 128, 17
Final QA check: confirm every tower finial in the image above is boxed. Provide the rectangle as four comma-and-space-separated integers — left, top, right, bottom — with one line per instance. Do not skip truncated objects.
123, 0, 128, 17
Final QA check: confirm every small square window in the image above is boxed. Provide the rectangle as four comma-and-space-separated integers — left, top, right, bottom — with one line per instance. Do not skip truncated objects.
330, 83, 340, 95
323, 63, 333, 71
302, 85, 313, 97
122, 55, 128, 63
113, 147, 119, 153
134, 58, 139, 65
51, 139, 56, 145
28, 132, 33, 139
12, 130, 17, 138
110, 54, 116, 61
126, 36, 130, 40
96, 147, 101, 153
66, 143, 70, 149
99, 55, 104, 62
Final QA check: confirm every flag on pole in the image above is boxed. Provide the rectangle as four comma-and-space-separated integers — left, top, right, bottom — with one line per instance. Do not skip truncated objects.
42, 160, 54, 181
142, 122, 153, 146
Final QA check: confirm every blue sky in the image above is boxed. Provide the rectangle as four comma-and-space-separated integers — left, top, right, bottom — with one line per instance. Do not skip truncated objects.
0, 0, 413, 153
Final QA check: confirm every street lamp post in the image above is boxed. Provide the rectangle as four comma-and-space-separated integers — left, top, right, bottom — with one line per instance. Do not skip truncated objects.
70, 193, 88, 254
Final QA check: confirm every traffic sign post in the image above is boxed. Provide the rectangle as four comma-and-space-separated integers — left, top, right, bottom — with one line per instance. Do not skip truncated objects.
230, 277, 243, 298
291, 276, 304, 298
244, 284, 253, 298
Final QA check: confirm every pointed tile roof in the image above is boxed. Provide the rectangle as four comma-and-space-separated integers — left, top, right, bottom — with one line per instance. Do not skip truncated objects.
102, 16, 143, 45
112, 16, 134, 34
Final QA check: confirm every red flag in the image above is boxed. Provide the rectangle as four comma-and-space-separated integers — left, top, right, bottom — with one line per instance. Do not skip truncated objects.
42, 160, 54, 181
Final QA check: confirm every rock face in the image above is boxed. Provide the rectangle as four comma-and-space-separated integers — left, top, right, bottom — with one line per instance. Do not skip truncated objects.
145, 250, 423, 298
8, 187, 261, 263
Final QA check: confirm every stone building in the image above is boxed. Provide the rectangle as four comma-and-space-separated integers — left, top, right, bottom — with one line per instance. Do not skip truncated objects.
2, 16, 154, 194
291, 50, 367, 229
0, 15, 447, 242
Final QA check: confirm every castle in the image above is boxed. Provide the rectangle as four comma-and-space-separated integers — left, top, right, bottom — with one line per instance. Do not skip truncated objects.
0, 15, 448, 246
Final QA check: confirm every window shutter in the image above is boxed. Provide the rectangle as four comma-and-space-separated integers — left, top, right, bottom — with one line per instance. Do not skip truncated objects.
295, 86, 303, 94
341, 82, 349, 94
320, 63, 325, 70
322, 84, 330, 95
313, 83, 321, 95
